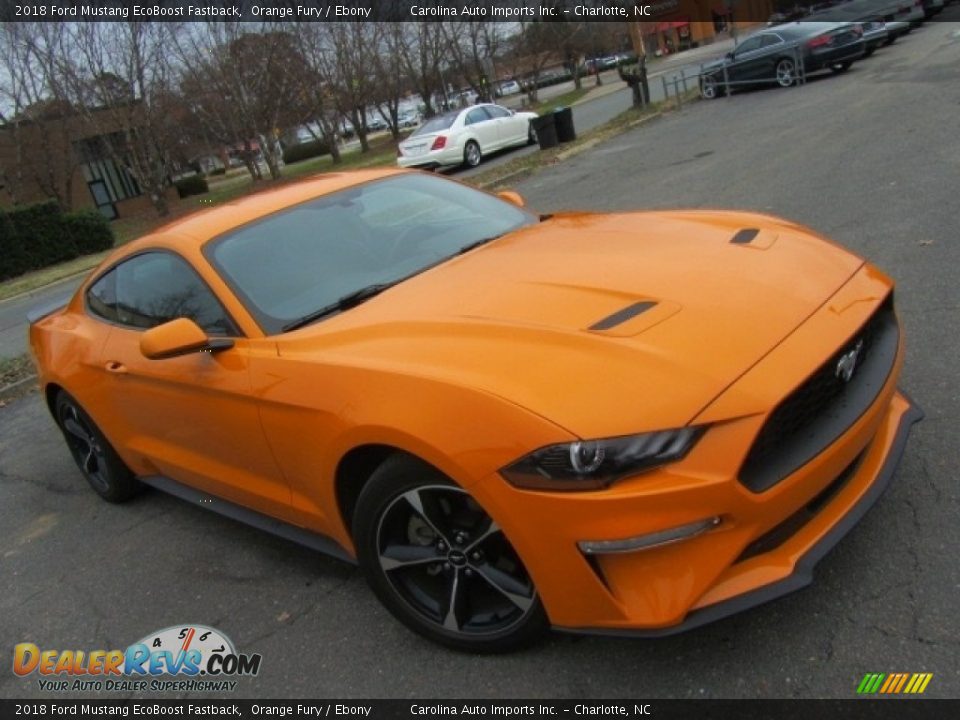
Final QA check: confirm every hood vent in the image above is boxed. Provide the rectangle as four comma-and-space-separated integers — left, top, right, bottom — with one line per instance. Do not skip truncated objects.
589, 301, 657, 331
730, 228, 760, 244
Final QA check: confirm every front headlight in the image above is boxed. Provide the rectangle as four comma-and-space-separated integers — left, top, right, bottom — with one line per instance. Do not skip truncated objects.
501, 427, 706, 491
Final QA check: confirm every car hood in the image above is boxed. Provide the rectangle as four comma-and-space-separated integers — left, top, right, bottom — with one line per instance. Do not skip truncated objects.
278, 211, 863, 438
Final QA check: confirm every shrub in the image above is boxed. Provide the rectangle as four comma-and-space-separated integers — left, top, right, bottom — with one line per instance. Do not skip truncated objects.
0, 201, 114, 281
283, 139, 330, 165
62, 210, 115, 255
174, 174, 209, 199
209, 167, 226, 176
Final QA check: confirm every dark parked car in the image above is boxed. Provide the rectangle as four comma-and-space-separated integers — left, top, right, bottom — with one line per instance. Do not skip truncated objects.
699, 23, 865, 99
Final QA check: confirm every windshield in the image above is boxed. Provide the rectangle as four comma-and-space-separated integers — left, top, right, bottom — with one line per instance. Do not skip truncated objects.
205, 173, 537, 334
412, 112, 458, 136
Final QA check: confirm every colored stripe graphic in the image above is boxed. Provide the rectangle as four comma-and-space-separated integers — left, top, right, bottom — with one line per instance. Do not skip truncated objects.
857, 672, 932, 694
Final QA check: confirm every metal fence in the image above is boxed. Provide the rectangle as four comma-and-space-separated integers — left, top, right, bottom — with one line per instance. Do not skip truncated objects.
658, 44, 810, 105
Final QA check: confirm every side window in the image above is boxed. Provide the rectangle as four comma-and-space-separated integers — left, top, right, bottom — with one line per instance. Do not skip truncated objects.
87, 269, 118, 323
465, 108, 492, 126
735, 37, 763, 55
92, 252, 236, 335
486, 105, 511, 119
761, 34, 782, 47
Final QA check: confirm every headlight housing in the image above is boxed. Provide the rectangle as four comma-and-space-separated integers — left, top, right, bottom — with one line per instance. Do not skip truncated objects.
501, 427, 706, 491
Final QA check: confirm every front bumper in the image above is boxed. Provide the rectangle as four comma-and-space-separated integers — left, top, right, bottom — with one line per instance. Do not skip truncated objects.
562, 391, 921, 637
471, 266, 921, 633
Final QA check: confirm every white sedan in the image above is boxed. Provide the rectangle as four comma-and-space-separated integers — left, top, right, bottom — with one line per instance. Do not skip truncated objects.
397, 104, 539, 170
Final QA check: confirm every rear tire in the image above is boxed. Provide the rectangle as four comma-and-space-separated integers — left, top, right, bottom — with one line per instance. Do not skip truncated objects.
775, 58, 797, 88
353, 454, 548, 653
55, 391, 139, 503
463, 140, 482, 168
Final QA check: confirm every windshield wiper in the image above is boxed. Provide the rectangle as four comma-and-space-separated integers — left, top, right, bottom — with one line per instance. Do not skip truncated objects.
281, 283, 393, 332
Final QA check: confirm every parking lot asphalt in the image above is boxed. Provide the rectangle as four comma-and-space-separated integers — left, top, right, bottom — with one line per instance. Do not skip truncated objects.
2, 21, 959, 700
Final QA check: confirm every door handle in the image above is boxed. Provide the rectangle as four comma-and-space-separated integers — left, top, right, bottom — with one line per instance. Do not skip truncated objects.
104, 361, 127, 374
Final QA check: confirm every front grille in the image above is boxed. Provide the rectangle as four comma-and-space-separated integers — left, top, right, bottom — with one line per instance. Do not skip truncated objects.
740, 295, 898, 493
735, 451, 864, 563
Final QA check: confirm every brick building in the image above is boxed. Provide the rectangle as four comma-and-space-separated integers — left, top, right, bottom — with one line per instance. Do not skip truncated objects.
629, 0, 776, 56
0, 104, 175, 220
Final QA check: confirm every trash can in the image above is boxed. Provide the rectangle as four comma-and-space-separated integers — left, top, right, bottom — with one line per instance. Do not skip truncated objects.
553, 107, 576, 143
532, 114, 558, 150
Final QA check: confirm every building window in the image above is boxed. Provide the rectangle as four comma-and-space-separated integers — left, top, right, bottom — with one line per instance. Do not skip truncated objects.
75, 134, 142, 218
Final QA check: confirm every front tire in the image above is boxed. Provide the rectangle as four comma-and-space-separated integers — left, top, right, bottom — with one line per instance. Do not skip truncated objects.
775, 58, 797, 88
55, 391, 139, 503
527, 122, 537, 145
463, 140, 482, 168
700, 76, 719, 99
353, 454, 547, 653
830, 61, 853, 73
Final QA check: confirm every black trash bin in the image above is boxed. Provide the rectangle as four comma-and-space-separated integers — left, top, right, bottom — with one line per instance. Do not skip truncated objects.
532, 114, 558, 150
553, 106, 576, 143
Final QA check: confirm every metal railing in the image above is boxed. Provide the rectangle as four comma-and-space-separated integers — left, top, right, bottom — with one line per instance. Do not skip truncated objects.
659, 43, 810, 104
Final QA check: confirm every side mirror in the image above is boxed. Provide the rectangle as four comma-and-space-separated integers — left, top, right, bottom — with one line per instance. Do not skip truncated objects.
726, 51, 735, 60
496, 190, 525, 208
140, 317, 234, 360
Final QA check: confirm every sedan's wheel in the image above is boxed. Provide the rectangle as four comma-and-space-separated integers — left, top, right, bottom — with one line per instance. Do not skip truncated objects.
527, 122, 537, 145
353, 454, 547, 652
463, 140, 482, 168
775, 58, 797, 87
55, 391, 139, 502
700, 77, 718, 99
830, 61, 853, 74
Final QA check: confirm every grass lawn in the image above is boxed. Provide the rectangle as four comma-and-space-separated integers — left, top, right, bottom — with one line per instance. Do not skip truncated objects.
528, 88, 590, 115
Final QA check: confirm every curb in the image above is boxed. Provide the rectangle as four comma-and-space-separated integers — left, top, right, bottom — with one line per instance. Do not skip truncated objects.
0, 373, 37, 402
477, 167, 536, 191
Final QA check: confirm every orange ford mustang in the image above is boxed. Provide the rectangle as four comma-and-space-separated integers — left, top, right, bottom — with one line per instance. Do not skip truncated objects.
29, 169, 921, 652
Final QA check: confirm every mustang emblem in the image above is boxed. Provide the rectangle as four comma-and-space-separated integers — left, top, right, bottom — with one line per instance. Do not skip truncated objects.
836, 339, 864, 383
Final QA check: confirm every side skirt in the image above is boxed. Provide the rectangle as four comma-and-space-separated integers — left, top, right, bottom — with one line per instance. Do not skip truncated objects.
138, 475, 356, 565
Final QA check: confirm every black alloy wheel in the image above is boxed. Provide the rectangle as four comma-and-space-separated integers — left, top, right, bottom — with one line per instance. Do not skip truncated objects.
353, 454, 547, 652
55, 391, 139, 502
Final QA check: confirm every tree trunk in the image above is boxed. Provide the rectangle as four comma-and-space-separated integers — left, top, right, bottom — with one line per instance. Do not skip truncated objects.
328, 137, 342, 164
357, 129, 370, 153
149, 186, 169, 217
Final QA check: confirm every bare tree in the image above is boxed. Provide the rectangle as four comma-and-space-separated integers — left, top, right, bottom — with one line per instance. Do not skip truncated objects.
440, 21, 505, 102
288, 23, 343, 164
397, 23, 447, 118
322, 23, 377, 153
58, 22, 184, 216
0, 22, 81, 209
371, 24, 409, 141
172, 22, 309, 182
